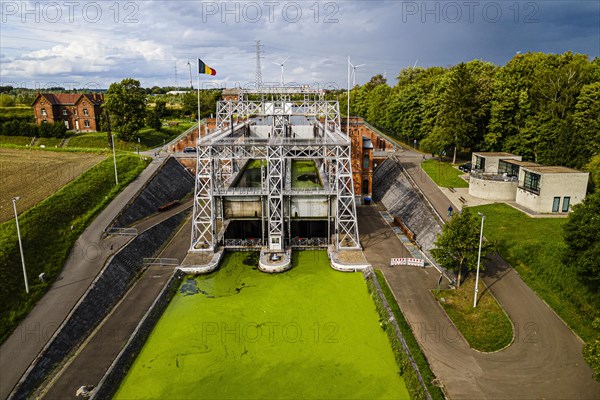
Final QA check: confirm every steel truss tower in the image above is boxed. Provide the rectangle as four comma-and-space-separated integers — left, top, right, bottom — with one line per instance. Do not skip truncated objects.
190, 86, 360, 253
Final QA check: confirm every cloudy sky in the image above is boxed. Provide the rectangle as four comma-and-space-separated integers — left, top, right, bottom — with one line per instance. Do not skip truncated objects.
1, 0, 598, 89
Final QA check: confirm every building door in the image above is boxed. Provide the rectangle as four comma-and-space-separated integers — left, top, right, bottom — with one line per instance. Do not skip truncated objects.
64, 121, 69, 129
75, 120, 79, 130
552, 197, 560, 212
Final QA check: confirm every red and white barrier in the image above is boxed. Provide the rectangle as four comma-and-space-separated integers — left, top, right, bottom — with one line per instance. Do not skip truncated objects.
390, 257, 425, 267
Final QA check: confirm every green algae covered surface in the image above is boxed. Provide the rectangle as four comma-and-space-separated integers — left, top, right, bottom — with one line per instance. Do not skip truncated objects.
115, 251, 409, 399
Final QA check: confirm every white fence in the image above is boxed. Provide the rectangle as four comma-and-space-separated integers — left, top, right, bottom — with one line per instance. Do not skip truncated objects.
390, 257, 425, 267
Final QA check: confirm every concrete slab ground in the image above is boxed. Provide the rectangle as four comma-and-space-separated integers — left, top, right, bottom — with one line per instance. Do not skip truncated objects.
358, 204, 600, 399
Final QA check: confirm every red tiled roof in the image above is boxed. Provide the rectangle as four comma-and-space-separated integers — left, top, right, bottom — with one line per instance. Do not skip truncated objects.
35, 93, 104, 106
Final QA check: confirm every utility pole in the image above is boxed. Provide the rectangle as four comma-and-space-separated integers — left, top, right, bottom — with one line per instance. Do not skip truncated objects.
112, 134, 119, 185
12, 197, 29, 294
473, 212, 485, 307
255, 40, 263, 89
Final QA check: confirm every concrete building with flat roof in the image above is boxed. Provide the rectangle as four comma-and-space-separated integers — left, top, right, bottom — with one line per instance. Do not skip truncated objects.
516, 165, 589, 213
468, 152, 589, 212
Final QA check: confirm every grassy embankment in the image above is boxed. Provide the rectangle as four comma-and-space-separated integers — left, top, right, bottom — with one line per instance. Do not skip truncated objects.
66, 120, 195, 150
471, 203, 600, 342
421, 159, 469, 188
0, 150, 149, 343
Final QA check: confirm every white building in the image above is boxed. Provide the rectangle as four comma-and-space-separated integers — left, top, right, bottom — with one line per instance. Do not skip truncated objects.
468, 152, 589, 213
516, 165, 589, 213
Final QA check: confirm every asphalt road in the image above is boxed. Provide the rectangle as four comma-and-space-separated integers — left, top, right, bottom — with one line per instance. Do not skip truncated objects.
40, 216, 192, 399
0, 156, 169, 400
359, 152, 600, 399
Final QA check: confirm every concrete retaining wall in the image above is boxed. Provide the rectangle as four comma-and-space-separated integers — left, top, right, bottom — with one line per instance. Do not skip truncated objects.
91, 270, 185, 400
373, 158, 442, 262
9, 212, 188, 400
113, 157, 194, 227
469, 176, 518, 201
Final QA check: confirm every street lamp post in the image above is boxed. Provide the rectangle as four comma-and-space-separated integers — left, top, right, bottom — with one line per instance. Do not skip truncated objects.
473, 212, 485, 307
111, 134, 118, 185
12, 197, 29, 294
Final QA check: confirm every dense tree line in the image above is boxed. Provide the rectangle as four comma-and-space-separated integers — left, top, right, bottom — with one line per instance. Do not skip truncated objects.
347, 52, 600, 169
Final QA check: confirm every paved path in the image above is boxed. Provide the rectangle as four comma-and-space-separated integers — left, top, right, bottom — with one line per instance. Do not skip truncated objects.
40, 216, 192, 399
359, 151, 600, 399
0, 156, 169, 400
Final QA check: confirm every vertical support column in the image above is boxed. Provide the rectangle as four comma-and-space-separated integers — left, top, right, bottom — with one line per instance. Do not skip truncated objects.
267, 144, 284, 251
191, 145, 215, 251
334, 144, 360, 249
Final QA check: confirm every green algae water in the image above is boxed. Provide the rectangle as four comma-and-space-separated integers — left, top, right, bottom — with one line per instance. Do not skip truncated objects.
115, 251, 409, 399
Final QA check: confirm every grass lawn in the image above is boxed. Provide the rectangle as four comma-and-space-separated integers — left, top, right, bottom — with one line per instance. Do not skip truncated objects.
434, 277, 513, 352
471, 203, 600, 343
421, 159, 469, 188
0, 152, 149, 343
291, 159, 322, 189
0, 135, 33, 146
115, 251, 410, 400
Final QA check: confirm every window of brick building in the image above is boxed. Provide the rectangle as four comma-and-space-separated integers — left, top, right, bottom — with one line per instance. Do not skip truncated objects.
41, 108, 47, 116
83, 109, 89, 116
62, 109, 67, 116
84, 120, 90, 128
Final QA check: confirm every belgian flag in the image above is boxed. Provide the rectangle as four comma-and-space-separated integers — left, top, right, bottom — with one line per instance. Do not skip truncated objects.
198, 59, 216, 76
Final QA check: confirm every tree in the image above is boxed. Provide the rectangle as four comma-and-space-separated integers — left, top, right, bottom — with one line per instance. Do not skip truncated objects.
153, 98, 167, 118
146, 110, 162, 131
103, 78, 147, 141
431, 207, 494, 287
583, 317, 600, 381
562, 192, 600, 291
585, 154, 600, 192
574, 81, 600, 157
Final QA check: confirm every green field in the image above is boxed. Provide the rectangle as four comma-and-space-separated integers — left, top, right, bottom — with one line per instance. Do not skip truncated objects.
115, 251, 409, 399
421, 159, 469, 188
471, 203, 600, 342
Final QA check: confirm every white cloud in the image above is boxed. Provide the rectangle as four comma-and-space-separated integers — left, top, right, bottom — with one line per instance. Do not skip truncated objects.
0, 0, 598, 88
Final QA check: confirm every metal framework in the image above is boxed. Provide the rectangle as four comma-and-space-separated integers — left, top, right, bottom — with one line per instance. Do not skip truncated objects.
190, 86, 359, 252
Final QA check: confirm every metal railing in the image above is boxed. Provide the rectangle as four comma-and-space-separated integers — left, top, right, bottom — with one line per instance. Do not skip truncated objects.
470, 171, 518, 182
223, 238, 263, 247
143, 258, 179, 266
106, 227, 138, 236
290, 237, 328, 247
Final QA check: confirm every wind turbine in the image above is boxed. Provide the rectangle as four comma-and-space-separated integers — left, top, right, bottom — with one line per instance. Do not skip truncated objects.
272, 56, 289, 86
347, 57, 365, 136
349, 59, 365, 87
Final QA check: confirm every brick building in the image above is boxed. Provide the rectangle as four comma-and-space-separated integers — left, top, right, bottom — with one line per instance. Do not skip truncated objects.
341, 117, 395, 199
32, 93, 104, 131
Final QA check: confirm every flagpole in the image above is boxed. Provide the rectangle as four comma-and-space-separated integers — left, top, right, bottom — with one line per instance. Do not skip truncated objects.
197, 65, 201, 144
